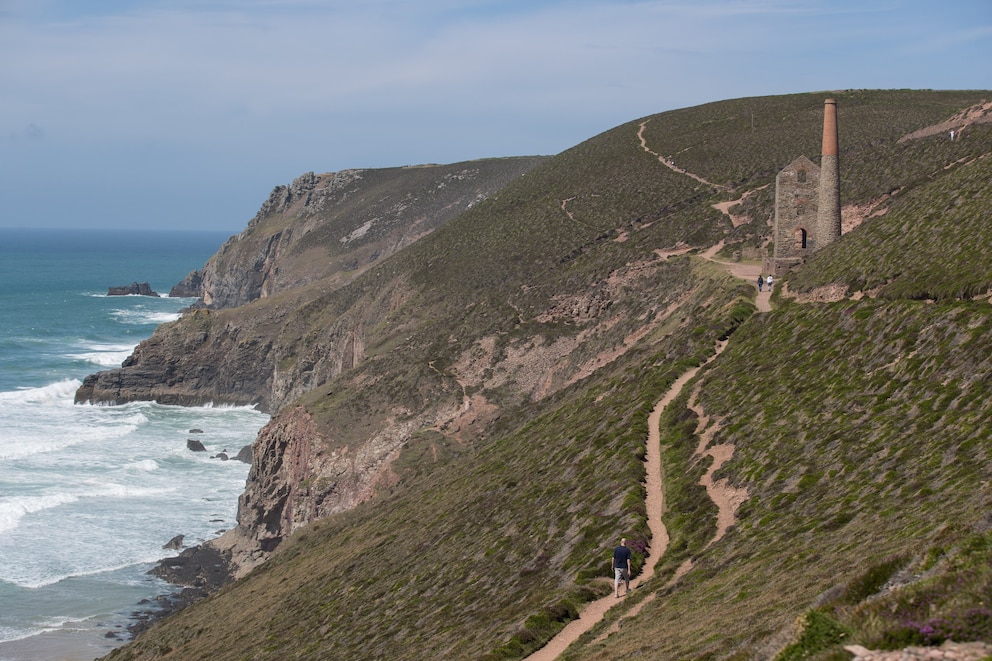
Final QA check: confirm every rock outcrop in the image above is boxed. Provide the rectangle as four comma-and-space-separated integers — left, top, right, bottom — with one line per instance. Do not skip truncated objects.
108, 282, 159, 297
228, 403, 454, 565
76, 157, 547, 413
171, 158, 546, 310
163, 534, 185, 550
74, 308, 275, 409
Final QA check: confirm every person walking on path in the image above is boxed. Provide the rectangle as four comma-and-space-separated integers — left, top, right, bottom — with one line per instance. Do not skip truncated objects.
612, 538, 632, 597
766, 274, 774, 291
757, 275, 764, 292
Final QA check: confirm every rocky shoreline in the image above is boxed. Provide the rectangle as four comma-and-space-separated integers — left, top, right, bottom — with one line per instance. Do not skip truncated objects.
125, 543, 235, 639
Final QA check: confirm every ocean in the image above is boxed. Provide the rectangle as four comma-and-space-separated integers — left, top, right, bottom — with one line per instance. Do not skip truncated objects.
0, 229, 269, 661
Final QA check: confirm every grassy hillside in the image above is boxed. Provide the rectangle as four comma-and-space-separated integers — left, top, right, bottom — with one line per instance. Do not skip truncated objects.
563, 113, 992, 659
789, 146, 992, 299
106, 90, 992, 660
571, 298, 992, 658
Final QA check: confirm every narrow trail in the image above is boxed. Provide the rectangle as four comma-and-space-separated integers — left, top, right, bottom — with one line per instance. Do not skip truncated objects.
525, 246, 765, 660
637, 120, 730, 192
711, 184, 769, 228
702, 241, 772, 312
525, 349, 725, 661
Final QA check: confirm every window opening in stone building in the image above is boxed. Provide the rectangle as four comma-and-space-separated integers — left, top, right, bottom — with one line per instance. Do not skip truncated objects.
795, 228, 808, 249
797, 169, 807, 183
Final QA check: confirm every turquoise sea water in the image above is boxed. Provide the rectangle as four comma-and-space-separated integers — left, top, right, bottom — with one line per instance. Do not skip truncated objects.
0, 230, 269, 660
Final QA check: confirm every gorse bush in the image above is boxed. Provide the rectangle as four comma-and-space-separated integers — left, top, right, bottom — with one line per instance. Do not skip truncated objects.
775, 610, 852, 661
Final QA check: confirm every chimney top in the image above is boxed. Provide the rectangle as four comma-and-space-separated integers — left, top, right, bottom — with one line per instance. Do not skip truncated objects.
821, 98, 839, 157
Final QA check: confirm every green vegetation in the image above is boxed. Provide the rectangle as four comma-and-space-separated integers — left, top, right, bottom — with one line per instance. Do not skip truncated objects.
789, 143, 992, 299
106, 90, 992, 660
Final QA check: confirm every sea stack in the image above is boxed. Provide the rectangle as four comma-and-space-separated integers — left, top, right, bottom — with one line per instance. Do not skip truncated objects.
816, 98, 842, 247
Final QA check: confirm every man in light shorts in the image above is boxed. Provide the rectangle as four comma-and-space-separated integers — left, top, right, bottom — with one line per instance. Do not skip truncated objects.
612, 537, 632, 597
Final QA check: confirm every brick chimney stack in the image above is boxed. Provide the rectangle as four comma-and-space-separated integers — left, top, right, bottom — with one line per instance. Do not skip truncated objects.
817, 98, 842, 247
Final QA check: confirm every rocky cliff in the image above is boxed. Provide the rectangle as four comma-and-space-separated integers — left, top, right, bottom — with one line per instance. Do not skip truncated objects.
77, 156, 551, 568
169, 159, 546, 310
77, 157, 545, 411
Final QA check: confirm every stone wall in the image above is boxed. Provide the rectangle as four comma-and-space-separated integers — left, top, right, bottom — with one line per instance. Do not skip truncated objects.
770, 156, 820, 276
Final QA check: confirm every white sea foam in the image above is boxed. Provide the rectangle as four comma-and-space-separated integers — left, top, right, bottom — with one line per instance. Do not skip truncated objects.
69, 350, 133, 367
0, 382, 143, 460
67, 342, 136, 367
3, 556, 169, 591
125, 459, 159, 472
0, 493, 80, 536
111, 308, 182, 325
0, 385, 266, 589
0, 380, 81, 405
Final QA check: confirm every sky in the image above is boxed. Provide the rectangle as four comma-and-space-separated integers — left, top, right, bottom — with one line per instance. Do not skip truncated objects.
2, 0, 990, 232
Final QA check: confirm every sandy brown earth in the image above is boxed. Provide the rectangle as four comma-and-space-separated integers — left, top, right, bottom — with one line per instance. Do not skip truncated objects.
524, 236, 760, 660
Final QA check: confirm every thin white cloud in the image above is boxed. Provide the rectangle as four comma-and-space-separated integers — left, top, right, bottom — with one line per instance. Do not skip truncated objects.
0, 0, 989, 229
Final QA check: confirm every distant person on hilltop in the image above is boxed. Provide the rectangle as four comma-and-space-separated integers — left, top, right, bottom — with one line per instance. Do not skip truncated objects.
612, 538, 632, 597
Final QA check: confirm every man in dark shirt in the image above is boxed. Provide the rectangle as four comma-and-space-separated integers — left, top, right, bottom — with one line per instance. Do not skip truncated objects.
612, 538, 632, 597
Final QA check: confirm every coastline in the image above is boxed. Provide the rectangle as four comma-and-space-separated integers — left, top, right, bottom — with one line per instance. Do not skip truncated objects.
131, 542, 236, 637
0, 228, 251, 661
0, 544, 235, 661
0, 627, 125, 661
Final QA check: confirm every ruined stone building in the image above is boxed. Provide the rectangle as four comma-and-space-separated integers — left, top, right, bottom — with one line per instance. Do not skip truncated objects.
766, 99, 842, 276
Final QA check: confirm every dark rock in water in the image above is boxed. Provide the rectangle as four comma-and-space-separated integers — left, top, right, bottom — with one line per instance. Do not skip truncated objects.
187, 439, 206, 452
107, 282, 160, 297
212, 452, 229, 461
163, 534, 185, 550
189, 428, 204, 434
130, 543, 235, 637
235, 445, 253, 463
150, 544, 233, 591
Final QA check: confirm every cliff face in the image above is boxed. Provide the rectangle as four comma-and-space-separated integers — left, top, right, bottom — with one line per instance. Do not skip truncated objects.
170, 160, 546, 310
77, 157, 546, 412
75, 307, 277, 408
230, 399, 468, 561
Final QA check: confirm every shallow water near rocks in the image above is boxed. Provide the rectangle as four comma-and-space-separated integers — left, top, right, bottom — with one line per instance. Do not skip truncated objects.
0, 229, 268, 660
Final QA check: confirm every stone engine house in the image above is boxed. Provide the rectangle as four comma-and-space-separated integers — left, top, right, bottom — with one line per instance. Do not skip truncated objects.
771, 156, 820, 273
766, 98, 842, 276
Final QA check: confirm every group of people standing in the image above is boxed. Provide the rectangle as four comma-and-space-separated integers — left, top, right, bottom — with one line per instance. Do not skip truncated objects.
757, 274, 773, 292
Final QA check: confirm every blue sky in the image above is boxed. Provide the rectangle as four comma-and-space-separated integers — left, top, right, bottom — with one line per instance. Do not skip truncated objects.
2, 0, 990, 232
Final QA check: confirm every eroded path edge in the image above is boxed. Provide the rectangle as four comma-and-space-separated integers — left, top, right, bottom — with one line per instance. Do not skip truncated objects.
525, 337, 732, 660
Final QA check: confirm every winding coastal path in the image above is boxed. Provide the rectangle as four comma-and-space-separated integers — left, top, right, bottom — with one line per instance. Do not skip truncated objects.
702, 241, 771, 312
637, 120, 730, 192
525, 242, 765, 660
528, 109, 992, 660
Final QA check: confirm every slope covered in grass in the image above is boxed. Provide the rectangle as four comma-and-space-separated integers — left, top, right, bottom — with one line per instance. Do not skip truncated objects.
789, 146, 992, 299
105, 89, 992, 660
